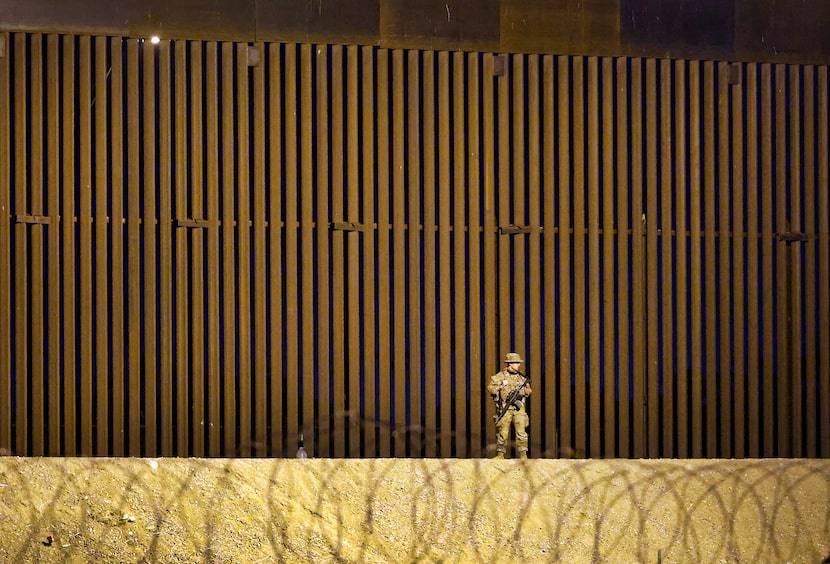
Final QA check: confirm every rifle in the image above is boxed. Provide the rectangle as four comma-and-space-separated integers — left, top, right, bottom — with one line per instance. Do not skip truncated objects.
494, 371, 529, 424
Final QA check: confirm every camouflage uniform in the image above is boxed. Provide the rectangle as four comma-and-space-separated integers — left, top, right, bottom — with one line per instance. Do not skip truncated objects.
488, 352, 532, 459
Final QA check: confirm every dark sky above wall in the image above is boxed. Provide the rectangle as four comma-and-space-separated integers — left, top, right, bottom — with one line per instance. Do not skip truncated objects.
1, 0, 829, 63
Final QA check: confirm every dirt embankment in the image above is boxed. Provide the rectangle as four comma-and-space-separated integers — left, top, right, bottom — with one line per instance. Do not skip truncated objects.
1, 457, 828, 563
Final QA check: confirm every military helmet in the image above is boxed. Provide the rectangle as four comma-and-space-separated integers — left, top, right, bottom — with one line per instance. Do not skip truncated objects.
504, 352, 524, 363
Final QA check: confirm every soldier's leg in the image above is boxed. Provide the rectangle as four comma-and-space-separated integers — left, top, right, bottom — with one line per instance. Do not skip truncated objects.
514, 411, 529, 459
494, 411, 513, 458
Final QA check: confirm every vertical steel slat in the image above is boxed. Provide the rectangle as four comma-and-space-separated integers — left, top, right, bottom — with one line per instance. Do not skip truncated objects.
467, 52, 483, 457
347, 45, 361, 457
361, 45, 378, 457
674, 60, 689, 458
127, 39, 141, 456
615, 57, 631, 458
482, 53, 498, 454
600, 57, 616, 457
31, 35, 45, 456
703, 61, 718, 457
267, 42, 285, 457
428, 51, 442, 458
424, 49, 438, 456
392, 49, 407, 458
94, 35, 110, 455
438, 50, 452, 458
205, 42, 221, 457
512, 52, 528, 452
630, 59, 646, 458
221, 41, 239, 456
601, 57, 616, 457
174, 42, 190, 456
527, 54, 542, 456
659, 58, 674, 457
157, 41, 174, 456
190, 41, 206, 457
818, 66, 830, 458
13, 33, 28, 454
802, 66, 817, 458
717, 61, 732, 458
331, 44, 346, 457
497, 54, 511, 362
407, 49, 423, 457
142, 40, 158, 456
587, 56, 601, 458
46, 35, 61, 456
645, 58, 659, 458
572, 56, 587, 458
443, 50, 458, 457
789, 66, 803, 456
732, 62, 746, 459
688, 60, 704, 458
481, 54, 500, 454
745, 64, 760, 458
316, 45, 332, 458
252, 41, 268, 457
110, 36, 125, 457
299, 44, 314, 457
376, 49, 391, 458
78, 36, 94, 455
512, 53, 527, 385
453, 51, 469, 456
61, 35, 78, 455
542, 55, 558, 458
426, 51, 438, 458
283, 42, 300, 455
0, 32, 10, 453
761, 64, 775, 456
237, 42, 252, 457
557, 55, 573, 456
204, 41, 221, 457
775, 64, 790, 456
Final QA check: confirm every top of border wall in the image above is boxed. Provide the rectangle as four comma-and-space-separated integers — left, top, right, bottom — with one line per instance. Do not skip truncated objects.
1, 0, 829, 65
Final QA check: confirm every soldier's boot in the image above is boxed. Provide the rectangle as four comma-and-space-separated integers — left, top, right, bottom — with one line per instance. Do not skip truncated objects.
493, 451, 505, 459
518, 450, 528, 460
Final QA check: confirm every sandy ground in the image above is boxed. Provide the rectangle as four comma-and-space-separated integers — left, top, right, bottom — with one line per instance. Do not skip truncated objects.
0, 457, 829, 563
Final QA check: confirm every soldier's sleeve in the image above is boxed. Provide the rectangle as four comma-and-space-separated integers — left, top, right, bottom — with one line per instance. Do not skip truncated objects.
523, 381, 532, 396
486, 373, 501, 398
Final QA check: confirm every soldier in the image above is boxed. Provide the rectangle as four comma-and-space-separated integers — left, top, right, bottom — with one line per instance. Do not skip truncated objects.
488, 352, 532, 459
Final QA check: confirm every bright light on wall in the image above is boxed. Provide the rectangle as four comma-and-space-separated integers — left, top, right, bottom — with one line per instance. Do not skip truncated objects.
151, 36, 160, 44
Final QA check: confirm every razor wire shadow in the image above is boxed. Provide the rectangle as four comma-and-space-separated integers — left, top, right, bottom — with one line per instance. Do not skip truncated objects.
1, 424, 830, 562
299, 410, 580, 461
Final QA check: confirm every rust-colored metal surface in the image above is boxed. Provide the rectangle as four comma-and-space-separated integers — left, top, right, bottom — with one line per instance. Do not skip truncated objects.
0, 32, 828, 460
0, 33, 10, 454
257, 0, 379, 44
501, 0, 620, 56
2, 0, 830, 64
622, 0, 734, 60
381, 0, 498, 51
0, 0, 124, 35
737, 0, 830, 62
130, 0, 257, 42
